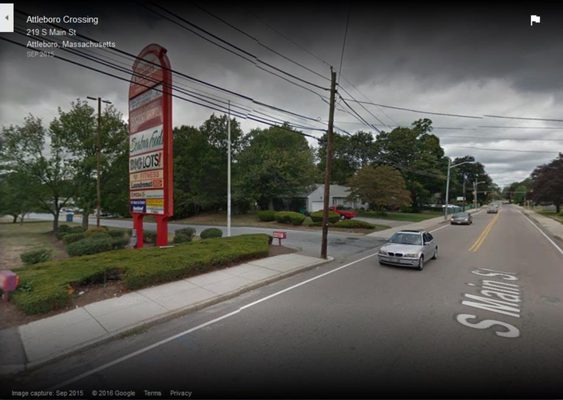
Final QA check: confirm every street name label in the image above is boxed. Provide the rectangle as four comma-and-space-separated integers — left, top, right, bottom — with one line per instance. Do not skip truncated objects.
455, 268, 521, 338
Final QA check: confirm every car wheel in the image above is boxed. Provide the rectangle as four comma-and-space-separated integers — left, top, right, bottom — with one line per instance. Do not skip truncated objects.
432, 247, 438, 259
417, 256, 424, 270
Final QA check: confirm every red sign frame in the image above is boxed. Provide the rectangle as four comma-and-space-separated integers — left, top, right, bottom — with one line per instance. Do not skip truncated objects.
128, 43, 173, 247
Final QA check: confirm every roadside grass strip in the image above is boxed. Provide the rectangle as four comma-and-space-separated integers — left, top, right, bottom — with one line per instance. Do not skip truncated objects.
469, 213, 501, 252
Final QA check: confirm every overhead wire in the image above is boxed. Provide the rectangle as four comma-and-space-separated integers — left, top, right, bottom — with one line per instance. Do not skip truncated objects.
145, 3, 330, 92
191, 3, 330, 82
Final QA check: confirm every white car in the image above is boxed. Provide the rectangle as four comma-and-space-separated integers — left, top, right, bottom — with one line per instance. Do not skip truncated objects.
378, 230, 438, 271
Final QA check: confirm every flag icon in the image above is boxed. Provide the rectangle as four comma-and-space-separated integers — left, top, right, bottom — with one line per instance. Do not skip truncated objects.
530, 15, 541, 26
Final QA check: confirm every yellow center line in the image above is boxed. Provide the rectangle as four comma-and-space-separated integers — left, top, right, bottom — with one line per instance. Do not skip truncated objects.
469, 212, 501, 252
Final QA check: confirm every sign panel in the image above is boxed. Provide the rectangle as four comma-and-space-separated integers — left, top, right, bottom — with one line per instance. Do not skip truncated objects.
128, 43, 173, 246
129, 125, 163, 156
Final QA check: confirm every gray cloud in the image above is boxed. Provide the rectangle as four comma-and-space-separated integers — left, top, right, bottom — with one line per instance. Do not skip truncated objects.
1, 1, 562, 189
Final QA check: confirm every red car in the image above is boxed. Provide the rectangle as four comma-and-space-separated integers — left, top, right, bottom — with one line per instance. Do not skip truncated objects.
328, 206, 358, 220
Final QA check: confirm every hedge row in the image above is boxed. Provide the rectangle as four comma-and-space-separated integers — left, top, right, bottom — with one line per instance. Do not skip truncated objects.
310, 211, 341, 224
257, 211, 307, 225
12, 234, 270, 315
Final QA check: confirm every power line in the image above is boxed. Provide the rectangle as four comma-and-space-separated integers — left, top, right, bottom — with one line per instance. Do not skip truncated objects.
13, 10, 327, 128
191, 3, 330, 82
338, 86, 390, 130
484, 115, 563, 123
438, 135, 563, 142
450, 145, 559, 154
338, 94, 381, 133
337, 4, 351, 87
2, 37, 326, 141
479, 125, 563, 129
145, 3, 330, 92
339, 76, 399, 127
341, 98, 483, 119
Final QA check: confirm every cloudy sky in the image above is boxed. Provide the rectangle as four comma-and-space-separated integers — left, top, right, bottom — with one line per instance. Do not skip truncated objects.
1, 1, 562, 187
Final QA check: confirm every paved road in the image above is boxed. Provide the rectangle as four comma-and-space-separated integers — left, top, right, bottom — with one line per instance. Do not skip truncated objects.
10, 205, 563, 398
26, 213, 386, 259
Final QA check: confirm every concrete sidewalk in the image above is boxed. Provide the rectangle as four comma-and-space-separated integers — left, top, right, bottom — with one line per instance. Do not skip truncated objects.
519, 206, 563, 243
367, 208, 483, 239
0, 253, 331, 376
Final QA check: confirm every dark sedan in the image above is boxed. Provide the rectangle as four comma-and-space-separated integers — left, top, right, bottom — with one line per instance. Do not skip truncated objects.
450, 212, 472, 225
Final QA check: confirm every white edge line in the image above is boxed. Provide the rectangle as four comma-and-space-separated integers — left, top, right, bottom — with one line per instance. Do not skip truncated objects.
523, 213, 563, 255
52, 222, 461, 389
50, 252, 379, 390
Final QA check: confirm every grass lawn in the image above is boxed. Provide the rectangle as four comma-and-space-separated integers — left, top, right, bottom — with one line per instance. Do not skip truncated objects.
537, 210, 563, 224
358, 210, 443, 222
0, 220, 69, 269
174, 212, 390, 233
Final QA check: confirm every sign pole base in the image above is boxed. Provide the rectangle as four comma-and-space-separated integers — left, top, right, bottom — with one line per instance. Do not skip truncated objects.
156, 215, 169, 246
133, 213, 144, 248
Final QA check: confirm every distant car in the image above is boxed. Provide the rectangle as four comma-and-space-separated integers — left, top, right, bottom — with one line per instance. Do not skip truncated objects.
328, 206, 358, 220
487, 205, 499, 214
378, 230, 438, 271
450, 212, 472, 225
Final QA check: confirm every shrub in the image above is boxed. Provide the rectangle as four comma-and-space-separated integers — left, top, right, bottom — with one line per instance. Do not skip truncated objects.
310, 210, 340, 223
111, 236, 130, 250
12, 234, 270, 314
108, 230, 127, 238
66, 236, 113, 257
303, 216, 314, 227
84, 227, 109, 237
257, 210, 276, 221
144, 231, 156, 243
62, 232, 87, 245
174, 227, 196, 244
200, 228, 223, 239
56, 225, 84, 240
88, 232, 112, 240
20, 249, 52, 265
274, 211, 306, 225
334, 220, 375, 229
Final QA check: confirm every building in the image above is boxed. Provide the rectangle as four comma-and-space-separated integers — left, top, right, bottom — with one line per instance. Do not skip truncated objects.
305, 184, 367, 212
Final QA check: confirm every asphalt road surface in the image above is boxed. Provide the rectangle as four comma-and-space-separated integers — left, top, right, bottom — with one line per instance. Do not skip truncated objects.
8, 205, 563, 398
26, 213, 384, 259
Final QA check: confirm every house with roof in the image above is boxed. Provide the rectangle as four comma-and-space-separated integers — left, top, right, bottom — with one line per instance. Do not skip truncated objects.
305, 184, 367, 212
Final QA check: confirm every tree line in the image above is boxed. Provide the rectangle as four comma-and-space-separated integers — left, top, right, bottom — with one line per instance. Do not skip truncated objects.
503, 153, 563, 213
0, 101, 496, 232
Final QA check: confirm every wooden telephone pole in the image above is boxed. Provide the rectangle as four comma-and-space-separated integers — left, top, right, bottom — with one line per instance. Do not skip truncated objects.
321, 68, 337, 259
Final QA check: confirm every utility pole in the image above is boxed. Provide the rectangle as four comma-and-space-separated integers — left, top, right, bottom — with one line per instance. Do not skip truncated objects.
462, 174, 466, 212
227, 101, 231, 237
321, 67, 337, 259
444, 159, 475, 219
87, 96, 111, 228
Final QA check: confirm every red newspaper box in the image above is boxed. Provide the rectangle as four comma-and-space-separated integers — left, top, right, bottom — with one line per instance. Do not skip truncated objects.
0, 270, 19, 301
272, 231, 287, 246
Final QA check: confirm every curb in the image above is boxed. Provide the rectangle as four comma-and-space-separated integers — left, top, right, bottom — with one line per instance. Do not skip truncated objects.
8, 255, 334, 375
520, 208, 563, 244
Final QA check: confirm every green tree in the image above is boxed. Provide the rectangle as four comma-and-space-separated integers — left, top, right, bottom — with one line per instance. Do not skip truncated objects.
49, 100, 129, 229
0, 171, 36, 223
235, 125, 316, 210
347, 165, 411, 211
449, 156, 493, 206
373, 119, 446, 211
0, 115, 75, 232
172, 114, 245, 217
317, 131, 375, 184
531, 153, 563, 212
